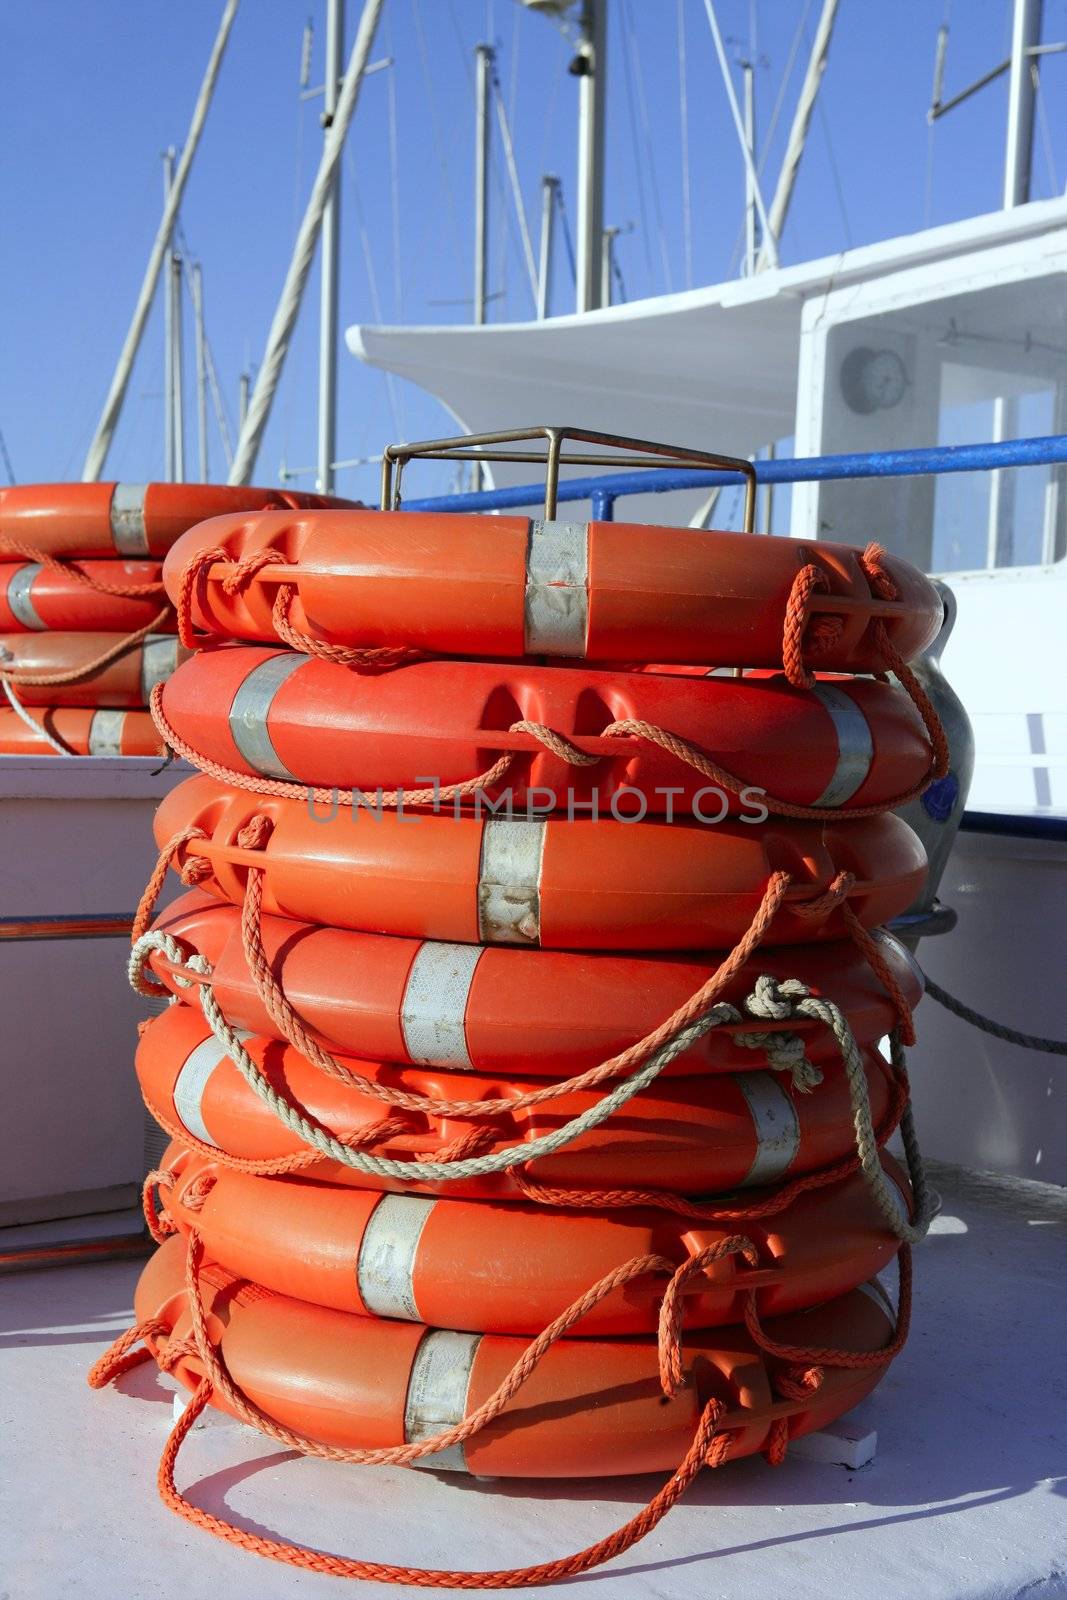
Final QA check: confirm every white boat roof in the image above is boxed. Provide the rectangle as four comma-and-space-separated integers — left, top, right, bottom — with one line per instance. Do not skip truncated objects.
348, 195, 1067, 472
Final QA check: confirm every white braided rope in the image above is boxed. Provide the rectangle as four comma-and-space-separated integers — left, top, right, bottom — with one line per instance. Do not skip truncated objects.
128, 935, 931, 1229
195, 978, 744, 1181
129, 929, 205, 999
773, 984, 931, 1243
1, 678, 76, 756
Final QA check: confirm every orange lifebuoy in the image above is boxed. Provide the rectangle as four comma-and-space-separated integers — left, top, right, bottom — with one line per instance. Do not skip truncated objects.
154, 773, 927, 950
158, 647, 933, 815
136, 1233, 898, 1478
0, 559, 166, 633
136, 1002, 899, 1201
0, 482, 358, 559
163, 509, 942, 668
0, 705, 160, 756
160, 1141, 911, 1335
0, 631, 186, 707
149, 888, 922, 1078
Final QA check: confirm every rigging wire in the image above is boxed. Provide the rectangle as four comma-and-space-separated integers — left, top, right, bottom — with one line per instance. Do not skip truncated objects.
411, 0, 466, 276
725, 0, 813, 277
677, 0, 693, 290
622, 0, 674, 292
813, 35, 852, 247
493, 69, 540, 307
1033, 62, 1060, 196
617, 0, 655, 280
555, 185, 578, 285
0, 424, 15, 485
346, 152, 403, 441
385, 10, 404, 323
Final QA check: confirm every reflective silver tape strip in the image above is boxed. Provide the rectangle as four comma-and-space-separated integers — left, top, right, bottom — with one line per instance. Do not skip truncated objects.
7, 565, 45, 630
140, 634, 178, 702
523, 520, 589, 657
110, 484, 149, 556
858, 1278, 895, 1322
172, 1029, 251, 1147
734, 1071, 801, 1187
477, 818, 546, 944
88, 709, 125, 756
811, 684, 874, 808
871, 926, 926, 993
404, 1329, 481, 1473
356, 1193, 436, 1321
228, 652, 305, 781
400, 942, 482, 1069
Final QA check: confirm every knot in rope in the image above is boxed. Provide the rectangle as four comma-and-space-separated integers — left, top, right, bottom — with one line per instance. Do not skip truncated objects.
219, 548, 285, 595
733, 976, 823, 1091
177, 1171, 217, 1213
157, 1336, 199, 1376
129, 929, 211, 1000
236, 814, 273, 851
791, 870, 855, 922
179, 856, 213, 886
859, 541, 900, 601
657, 1238, 759, 1398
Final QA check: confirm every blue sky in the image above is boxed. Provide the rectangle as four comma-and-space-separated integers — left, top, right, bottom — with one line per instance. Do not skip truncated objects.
3, 0, 1067, 503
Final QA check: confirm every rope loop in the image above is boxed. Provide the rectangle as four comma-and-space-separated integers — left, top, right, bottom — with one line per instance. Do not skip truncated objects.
0, 605, 174, 688
131, 826, 207, 946
0, 537, 166, 597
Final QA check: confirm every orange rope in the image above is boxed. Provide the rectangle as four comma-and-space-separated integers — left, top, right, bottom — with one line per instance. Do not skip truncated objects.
0, 605, 174, 687
232, 862, 795, 1119
155, 1377, 728, 1588
744, 1247, 912, 1369
512, 1057, 908, 1219
0, 538, 166, 597
151, 679, 944, 821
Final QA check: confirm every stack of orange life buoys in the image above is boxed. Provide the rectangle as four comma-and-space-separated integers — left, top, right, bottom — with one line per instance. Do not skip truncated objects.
0, 482, 355, 757
91, 498, 946, 1587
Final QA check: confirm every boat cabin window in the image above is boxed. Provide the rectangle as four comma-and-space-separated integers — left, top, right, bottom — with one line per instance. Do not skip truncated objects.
812, 276, 1067, 575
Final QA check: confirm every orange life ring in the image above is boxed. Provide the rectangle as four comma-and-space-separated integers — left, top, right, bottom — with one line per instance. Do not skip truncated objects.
0, 482, 358, 559
0, 631, 186, 707
158, 647, 933, 814
0, 706, 160, 756
137, 1003, 898, 1201
149, 888, 922, 1079
154, 773, 927, 950
162, 510, 942, 668
159, 1141, 911, 1335
136, 1233, 898, 1478
0, 559, 166, 633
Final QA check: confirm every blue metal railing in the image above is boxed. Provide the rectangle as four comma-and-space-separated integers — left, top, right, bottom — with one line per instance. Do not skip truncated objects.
402, 432, 1067, 520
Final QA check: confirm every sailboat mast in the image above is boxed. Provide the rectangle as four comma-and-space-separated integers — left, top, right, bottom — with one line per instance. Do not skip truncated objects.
474, 44, 493, 328
81, 0, 239, 481
317, 0, 344, 494
162, 149, 176, 481
1004, 0, 1042, 206
575, 0, 606, 312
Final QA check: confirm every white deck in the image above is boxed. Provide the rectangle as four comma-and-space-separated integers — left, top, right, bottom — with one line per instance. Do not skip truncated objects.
3, 1162, 1065, 1599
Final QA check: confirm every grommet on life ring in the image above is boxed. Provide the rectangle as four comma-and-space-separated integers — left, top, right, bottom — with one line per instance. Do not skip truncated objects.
137, 1002, 900, 1202
135, 1233, 899, 1478
0, 482, 359, 560
163, 509, 942, 668
0, 706, 160, 757
0, 559, 167, 633
148, 888, 923, 1079
0, 632, 185, 708
153, 774, 928, 951
158, 647, 934, 816
159, 1140, 911, 1335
